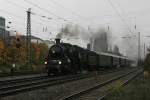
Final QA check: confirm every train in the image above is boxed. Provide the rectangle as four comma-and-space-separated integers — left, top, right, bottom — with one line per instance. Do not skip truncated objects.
45, 38, 132, 76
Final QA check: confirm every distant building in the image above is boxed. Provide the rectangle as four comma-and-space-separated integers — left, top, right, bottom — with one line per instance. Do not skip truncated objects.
4, 30, 10, 46
0, 17, 10, 45
30, 36, 44, 44
6, 35, 44, 47
0, 17, 5, 39
44, 40, 55, 48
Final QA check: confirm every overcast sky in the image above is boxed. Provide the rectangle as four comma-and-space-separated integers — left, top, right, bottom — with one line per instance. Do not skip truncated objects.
1, 0, 150, 58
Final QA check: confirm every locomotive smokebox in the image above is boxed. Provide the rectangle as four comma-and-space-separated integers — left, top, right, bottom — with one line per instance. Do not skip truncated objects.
55, 38, 61, 44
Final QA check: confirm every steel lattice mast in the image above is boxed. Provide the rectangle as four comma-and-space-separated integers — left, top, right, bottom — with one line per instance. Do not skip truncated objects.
26, 8, 32, 65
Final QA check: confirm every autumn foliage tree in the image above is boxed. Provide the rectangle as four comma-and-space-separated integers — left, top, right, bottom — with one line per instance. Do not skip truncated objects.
32, 42, 48, 65
0, 38, 6, 64
144, 49, 150, 70
1, 36, 48, 65
5, 37, 26, 64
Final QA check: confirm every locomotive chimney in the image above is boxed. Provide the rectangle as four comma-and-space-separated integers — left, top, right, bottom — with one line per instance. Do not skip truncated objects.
55, 38, 61, 44
87, 43, 91, 50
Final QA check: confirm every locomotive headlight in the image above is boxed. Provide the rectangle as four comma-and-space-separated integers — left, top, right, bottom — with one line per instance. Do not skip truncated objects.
58, 61, 62, 64
67, 59, 71, 63
44, 61, 47, 65
52, 51, 55, 53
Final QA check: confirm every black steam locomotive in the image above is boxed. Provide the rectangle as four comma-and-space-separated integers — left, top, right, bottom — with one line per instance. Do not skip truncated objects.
45, 38, 131, 75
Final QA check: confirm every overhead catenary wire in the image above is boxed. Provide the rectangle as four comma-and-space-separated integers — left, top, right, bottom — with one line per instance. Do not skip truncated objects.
5, 0, 76, 24
1, 0, 87, 39
47, 0, 85, 20
3, 0, 133, 35
0, 8, 57, 35
4, 0, 112, 30
1, 7, 62, 36
0, 7, 58, 30
3, 0, 66, 21
107, 0, 133, 34
4, 0, 27, 10
22, 2, 77, 23
0, 8, 36, 25
23, 0, 67, 20
112, 0, 136, 31
31, 12, 53, 20
2, 0, 58, 24
7, 19, 54, 37
9, 27, 50, 40
0, 9, 25, 20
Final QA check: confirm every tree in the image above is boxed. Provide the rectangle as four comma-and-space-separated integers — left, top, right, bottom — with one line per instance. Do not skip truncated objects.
32, 43, 40, 60
6, 37, 27, 64
144, 49, 150, 69
0, 39, 4, 49
38, 43, 48, 64
31, 42, 48, 65
0, 39, 7, 64
0, 36, 49, 71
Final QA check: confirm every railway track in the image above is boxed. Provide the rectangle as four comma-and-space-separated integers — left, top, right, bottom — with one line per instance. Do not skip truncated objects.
0, 73, 93, 97
60, 68, 142, 100
0, 67, 137, 98
97, 70, 142, 100
0, 68, 123, 85
0, 75, 48, 86
0, 70, 112, 97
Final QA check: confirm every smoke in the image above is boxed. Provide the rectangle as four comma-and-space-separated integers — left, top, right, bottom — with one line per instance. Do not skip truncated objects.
113, 45, 121, 55
92, 28, 108, 52
56, 24, 81, 39
57, 24, 121, 55
122, 37, 137, 60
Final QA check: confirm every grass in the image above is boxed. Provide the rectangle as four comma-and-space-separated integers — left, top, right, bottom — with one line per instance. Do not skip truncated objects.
105, 73, 150, 100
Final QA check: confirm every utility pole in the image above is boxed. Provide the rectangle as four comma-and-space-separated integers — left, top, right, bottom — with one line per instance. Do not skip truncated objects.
88, 26, 94, 50
107, 25, 110, 51
144, 43, 145, 59
108, 25, 110, 31
26, 8, 32, 65
135, 24, 139, 65
138, 32, 141, 66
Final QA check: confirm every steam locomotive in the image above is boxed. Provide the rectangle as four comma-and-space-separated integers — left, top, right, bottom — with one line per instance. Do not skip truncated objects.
45, 38, 131, 75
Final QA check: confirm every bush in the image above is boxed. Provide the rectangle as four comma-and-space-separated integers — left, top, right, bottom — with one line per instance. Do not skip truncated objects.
19, 64, 33, 71
106, 75, 150, 100
144, 49, 150, 72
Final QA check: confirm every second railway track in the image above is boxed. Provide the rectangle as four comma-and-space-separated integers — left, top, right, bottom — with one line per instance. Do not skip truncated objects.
60, 68, 142, 100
